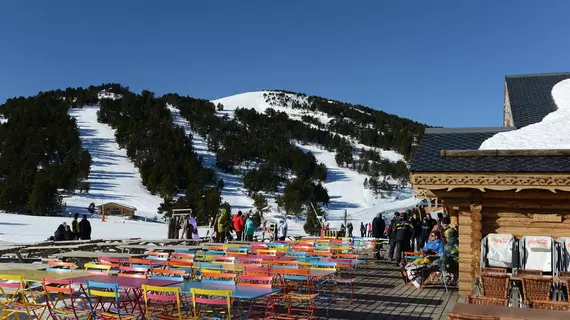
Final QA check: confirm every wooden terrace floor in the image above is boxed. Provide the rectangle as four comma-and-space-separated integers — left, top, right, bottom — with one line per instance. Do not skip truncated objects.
315, 260, 458, 320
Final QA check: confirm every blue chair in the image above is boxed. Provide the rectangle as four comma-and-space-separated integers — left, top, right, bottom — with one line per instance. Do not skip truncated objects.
45, 268, 73, 273
85, 281, 135, 319
201, 279, 236, 286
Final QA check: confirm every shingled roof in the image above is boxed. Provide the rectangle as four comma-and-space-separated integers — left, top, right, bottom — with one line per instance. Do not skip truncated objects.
506, 72, 570, 128
411, 73, 570, 173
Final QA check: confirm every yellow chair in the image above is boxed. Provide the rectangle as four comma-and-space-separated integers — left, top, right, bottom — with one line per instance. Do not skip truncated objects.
84, 263, 112, 275
0, 274, 45, 319
142, 284, 187, 320
191, 288, 232, 320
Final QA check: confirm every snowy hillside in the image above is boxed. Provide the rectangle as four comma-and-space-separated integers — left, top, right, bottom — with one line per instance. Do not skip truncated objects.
214, 91, 404, 162
64, 106, 163, 218
170, 91, 420, 233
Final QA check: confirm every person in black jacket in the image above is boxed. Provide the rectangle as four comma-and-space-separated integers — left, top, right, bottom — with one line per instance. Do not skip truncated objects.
54, 224, 66, 241
372, 214, 386, 239
78, 215, 92, 240
419, 215, 432, 250
360, 222, 365, 237
387, 212, 400, 260
64, 224, 73, 241
394, 212, 414, 264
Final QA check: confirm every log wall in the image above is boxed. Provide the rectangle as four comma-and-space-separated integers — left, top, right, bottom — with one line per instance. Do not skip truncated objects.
433, 189, 570, 295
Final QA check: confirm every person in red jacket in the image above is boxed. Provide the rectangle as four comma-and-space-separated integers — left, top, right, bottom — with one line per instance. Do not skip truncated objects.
232, 211, 245, 241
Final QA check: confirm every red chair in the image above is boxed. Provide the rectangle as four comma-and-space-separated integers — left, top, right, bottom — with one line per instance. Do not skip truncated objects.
238, 275, 276, 318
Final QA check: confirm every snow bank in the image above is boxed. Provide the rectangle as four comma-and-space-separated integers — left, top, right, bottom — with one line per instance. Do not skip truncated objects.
65, 106, 163, 218
480, 79, 570, 150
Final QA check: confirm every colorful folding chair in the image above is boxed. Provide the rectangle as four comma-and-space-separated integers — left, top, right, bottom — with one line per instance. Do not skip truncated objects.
151, 268, 185, 281
237, 275, 276, 318
85, 281, 136, 320
142, 285, 188, 319
191, 288, 232, 320
0, 274, 45, 319
84, 263, 112, 275
47, 261, 76, 273
42, 277, 91, 319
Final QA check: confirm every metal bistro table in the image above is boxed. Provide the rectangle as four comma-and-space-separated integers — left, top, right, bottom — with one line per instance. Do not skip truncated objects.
173, 281, 280, 319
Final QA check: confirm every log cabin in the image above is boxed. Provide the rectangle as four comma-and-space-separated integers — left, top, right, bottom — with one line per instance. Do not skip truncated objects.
410, 72, 570, 294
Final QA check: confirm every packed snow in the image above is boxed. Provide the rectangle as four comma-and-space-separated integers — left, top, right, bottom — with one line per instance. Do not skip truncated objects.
65, 106, 164, 218
0, 213, 167, 244
480, 79, 570, 150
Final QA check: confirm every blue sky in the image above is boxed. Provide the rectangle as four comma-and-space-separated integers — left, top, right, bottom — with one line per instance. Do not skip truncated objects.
2, 1, 570, 127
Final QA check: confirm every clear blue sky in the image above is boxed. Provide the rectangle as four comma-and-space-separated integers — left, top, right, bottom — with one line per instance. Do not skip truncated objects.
2, 1, 570, 127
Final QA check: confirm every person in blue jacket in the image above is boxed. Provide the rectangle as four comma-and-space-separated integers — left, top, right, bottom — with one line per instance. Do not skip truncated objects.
423, 230, 444, 255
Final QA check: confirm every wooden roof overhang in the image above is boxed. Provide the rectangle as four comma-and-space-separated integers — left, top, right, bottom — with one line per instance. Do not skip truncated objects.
411, 149, 570, 197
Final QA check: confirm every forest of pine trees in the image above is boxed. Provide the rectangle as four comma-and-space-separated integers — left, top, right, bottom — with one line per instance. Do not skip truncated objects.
0, 88, 104, 215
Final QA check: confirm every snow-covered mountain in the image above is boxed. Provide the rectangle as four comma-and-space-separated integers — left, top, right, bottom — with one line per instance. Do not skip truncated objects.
32, 89, 421, 241
170, 91, 421, 234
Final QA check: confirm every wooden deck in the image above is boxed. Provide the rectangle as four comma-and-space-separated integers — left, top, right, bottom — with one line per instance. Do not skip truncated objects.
316, 260, 458, 320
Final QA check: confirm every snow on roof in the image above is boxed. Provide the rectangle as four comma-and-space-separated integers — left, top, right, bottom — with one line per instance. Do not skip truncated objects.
479, 78, 570, 150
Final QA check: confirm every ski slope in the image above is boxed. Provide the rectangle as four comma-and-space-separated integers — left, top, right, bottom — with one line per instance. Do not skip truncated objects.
172, 91, 419, 233
65, 106, 163, 218
167, 104, 255, 212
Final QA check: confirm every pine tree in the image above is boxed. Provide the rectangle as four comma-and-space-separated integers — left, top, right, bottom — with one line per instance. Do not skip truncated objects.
252, 193, 270, 217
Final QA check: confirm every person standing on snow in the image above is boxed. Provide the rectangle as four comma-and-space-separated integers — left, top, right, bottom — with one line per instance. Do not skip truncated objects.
189, 213, 199, 240
217, 208, 230, 243
278, 219, 288, 241
78, 214, 92, 240
347, 222, 354, 237
232, 211, 245, 241
245, 215, 255, 241
367, 223, 372, 237
360, 222, 365, 237
71, 213, 80, 240
372, 214, 386, 239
